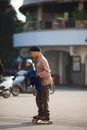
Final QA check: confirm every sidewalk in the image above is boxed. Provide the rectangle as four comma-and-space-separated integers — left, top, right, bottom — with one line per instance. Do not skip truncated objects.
0, 90, 87, 130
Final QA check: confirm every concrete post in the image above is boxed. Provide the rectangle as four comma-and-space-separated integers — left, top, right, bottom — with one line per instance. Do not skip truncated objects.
37, 5, 43, 21
37, 5, 43, 29
59, 52, 63, 84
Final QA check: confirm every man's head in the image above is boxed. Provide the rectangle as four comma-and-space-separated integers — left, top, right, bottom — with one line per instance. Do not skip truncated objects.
30, 46, 41, 58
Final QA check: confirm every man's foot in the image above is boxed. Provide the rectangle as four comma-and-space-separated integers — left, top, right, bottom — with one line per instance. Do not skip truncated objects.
32, 118, 52, 125
33, 115, 50, 121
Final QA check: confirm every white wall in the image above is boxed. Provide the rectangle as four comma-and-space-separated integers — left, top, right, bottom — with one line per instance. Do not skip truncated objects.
13, 29, 87, 47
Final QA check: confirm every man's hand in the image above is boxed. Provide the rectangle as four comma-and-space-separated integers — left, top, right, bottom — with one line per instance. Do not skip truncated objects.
36, 73, 39, 77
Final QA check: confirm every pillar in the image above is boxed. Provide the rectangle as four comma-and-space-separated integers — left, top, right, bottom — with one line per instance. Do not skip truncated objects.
59, 52, 63, 84
37, 5, 43, 21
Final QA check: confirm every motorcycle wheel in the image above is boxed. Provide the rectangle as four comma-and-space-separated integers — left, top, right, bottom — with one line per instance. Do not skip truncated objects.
12, 87, 20, 96
2, 90, 11, 98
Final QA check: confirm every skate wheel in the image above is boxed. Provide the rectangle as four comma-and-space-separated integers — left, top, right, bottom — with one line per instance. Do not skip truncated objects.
32, 119, 37, 124
37, 120, 53, 125
32, 119, 53, 125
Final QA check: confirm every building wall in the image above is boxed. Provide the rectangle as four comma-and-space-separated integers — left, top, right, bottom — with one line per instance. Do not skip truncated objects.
13, 30, 87, 47
71, 64, 85, 85
15, 0, 87, 86
41, 46, 87, 85
70, 46, 87, 85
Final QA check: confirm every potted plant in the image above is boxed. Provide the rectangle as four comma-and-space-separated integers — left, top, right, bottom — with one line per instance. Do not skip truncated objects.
72, 8, 87, 28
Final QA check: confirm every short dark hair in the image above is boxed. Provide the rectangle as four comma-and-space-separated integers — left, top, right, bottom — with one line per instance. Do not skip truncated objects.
30, 46, 41, 52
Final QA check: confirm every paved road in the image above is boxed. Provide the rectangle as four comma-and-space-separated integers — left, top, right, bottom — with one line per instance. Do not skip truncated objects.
0, 89, 87, 130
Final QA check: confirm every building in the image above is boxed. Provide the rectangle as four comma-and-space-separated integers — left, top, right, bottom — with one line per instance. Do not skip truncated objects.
13, 0, 87, 86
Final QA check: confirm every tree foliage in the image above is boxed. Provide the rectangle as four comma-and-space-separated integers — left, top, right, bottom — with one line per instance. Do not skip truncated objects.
0, 0, 24, 55
0, 0, 24, 74
0, 0, 17, 51
72, 8, 87, 20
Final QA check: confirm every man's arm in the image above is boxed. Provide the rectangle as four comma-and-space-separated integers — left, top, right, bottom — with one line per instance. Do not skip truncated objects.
37, 59, 51, 78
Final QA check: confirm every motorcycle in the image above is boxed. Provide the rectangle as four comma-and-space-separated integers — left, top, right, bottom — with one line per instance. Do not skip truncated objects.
12, 70, 36, 96
0, 76, 14, 98
12, 70, 55, 97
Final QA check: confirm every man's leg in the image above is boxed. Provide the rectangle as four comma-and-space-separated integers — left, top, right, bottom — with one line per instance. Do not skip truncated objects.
42, 85, 50, 120
34, 87, 50, 120
36, 90, 44, 116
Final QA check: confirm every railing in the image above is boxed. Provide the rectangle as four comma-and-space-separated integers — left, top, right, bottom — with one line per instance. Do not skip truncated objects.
23, 18, 87, 31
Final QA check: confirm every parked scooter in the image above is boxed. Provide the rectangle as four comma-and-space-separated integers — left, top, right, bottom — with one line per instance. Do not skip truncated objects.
0, 76, 13, 98
12, 70, 36, 96
12, 70, 55, 97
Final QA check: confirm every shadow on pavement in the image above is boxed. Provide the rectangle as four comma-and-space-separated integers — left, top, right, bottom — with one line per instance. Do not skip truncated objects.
0, 122, 35, 129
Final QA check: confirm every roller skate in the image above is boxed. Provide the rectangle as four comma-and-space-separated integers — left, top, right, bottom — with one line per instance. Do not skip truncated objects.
32, 115, 52, 125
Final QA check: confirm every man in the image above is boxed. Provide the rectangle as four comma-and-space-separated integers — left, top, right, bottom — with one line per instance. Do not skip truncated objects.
30, 46, 53, 121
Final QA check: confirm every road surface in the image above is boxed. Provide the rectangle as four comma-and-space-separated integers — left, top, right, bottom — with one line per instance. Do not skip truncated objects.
0, 89, 87, 130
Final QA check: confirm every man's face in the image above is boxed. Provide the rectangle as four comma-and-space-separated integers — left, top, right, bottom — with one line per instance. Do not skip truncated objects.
31, 51, 37, 58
